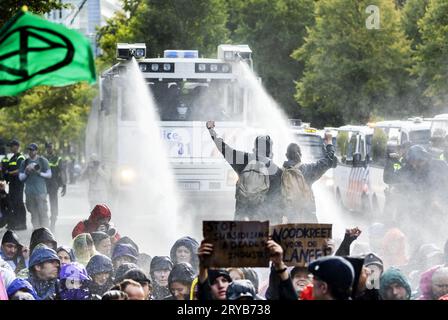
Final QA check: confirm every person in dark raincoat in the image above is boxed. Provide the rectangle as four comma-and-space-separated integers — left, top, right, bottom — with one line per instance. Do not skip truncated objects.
121, 268, 151, 299
206, 120, 283, 223
165, 262, 195, 300
112, 243, 138, 270
27, 245, 61, 300
29, 227, 57, 254
86, 254, 114, 297
114, 262, 138, 284
90, 231, 112, 258
150, 256, 173, 300
170, 236, 199, 273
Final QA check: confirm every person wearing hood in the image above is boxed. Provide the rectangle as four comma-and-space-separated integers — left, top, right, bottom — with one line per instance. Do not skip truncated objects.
27, 244, 61, 300
379, 267, 412, 300
72, 204, 120, 243
90, 231, 112, 257
7, 278, 39, 300
115, 236, 139, 254
59, 262, 95, 300
170, 236, 199, 273
165, 262, 195, 300
227, 279, 262, 300
86, 254, 114, 296
344, 256, 381, 300
112, 243, 139, 270
380, 228, 408, 270
114, 262, 138, 284
206, 120, 283, 222
56, 246, 76, 266
281, 133, 336, 223
72, 233, 96, 266
29, 227, 57, 254
308, 256, 355, 300
1, 230, 28, 273
150, 256, 173, 300
121, 268, 151, 299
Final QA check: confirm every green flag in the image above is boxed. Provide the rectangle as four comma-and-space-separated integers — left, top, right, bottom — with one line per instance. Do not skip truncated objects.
0, 9, 96, 96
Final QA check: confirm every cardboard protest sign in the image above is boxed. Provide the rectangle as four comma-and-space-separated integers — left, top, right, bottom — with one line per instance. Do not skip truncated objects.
270, 223, 332, 267
203, 221, 269, 267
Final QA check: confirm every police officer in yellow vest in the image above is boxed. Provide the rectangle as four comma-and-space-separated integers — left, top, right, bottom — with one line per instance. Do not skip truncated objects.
45, 142, 67, 232
3, 139, 27, 230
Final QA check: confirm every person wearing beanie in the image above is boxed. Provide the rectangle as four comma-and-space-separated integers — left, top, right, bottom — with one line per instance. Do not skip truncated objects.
86, 254, 114, 297
90, 231, 112, 257
150, 256, 173, 300
308, 256, 355, 300
380, 267, 412, 300
121, 268, 151, 299
1, 230, 27, 273
165, 262, 195, 300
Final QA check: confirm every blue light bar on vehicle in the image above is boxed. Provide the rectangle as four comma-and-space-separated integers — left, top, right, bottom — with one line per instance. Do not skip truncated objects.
164, 50, 199, 58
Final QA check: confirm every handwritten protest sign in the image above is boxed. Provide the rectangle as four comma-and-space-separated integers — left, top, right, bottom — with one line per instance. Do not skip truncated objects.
203, 221, 269, 267
270, 223, 332, 267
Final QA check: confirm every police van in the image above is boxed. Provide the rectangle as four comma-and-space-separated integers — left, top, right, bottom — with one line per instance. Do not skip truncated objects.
87, 43, 263, 203
333, 118, 431, 215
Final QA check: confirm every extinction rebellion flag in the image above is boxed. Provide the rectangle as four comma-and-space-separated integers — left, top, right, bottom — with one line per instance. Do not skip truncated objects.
0, 7, 96, 96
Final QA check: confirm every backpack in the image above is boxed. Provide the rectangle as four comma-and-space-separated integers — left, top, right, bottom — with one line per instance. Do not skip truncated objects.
236, 159, 270, 206
281, 164, 315, 216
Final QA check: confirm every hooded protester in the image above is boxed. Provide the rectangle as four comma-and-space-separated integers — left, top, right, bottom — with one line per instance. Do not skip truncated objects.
27, 245, 61, 300
1, 230, 27, 273
166, 262, 195, 300
115, 236, 139, 254
114, 262, 138, 284
281, 134, 336, 223
308, 256, 355, 300
206, 120, 283, 222
112, 243, 139, 270
121, 268, 151, 299
227, 279, 262, 300
72, 204, 120, 243
407, 244, 444, 290
170, 236, 199, 273
344, 256, 380, 300
90, 231, 112, 257
227, 268, 245, 281
241, 268, 260, 294
59, 262, 94, 300
198, 269, 233, 300
363, 253, 384, 290
29, 227, 57, 254
86, 254, 114, 297
72, 233, 96, 266
429, 267, 448, 300
150, 256, 173, 300
7, 278, 39, 300
380, 228, 408, 270
379, 267, 412, 300
56, 246, 76, 266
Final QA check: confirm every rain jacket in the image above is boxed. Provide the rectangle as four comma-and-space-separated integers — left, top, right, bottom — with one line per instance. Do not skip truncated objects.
379, 267, 412, 300
166, 262, 195, 300
7, 278, 39, 300
27, 246, 60, 300
170, 236, 199, 273
418, 265, 443, 300
29, 227, 57, 254
265, 265, 298, 300
56, 246, 76, 263
86, 254, 114, 296
112, 244, 138, 263
150, 256, 173, 300
59, 262, 92, 300
72, 233, 96, 266
1, 230, 27, 273
72, 204, 120, 241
